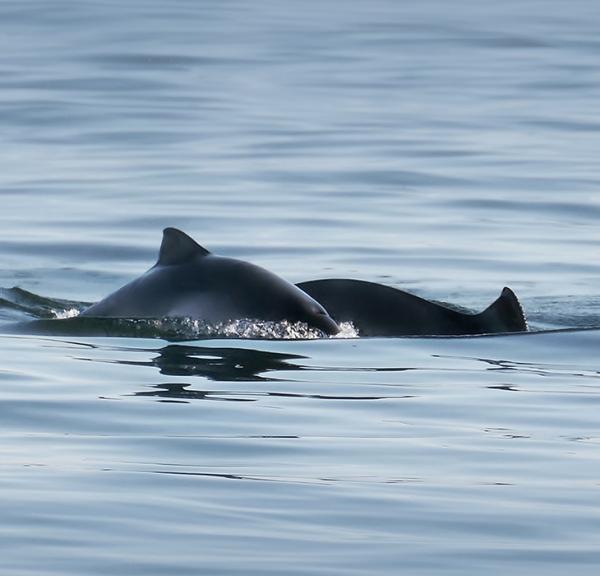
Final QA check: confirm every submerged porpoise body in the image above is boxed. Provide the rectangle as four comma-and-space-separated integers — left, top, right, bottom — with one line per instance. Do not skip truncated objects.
81, 228, 340, 335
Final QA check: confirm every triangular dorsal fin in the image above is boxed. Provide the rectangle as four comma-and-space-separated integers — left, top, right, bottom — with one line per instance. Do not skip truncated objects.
476, 286, 528, 333
157, 227, 210, 266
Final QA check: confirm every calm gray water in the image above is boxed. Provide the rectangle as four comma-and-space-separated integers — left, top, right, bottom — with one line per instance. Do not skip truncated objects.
2, 1, 600, 574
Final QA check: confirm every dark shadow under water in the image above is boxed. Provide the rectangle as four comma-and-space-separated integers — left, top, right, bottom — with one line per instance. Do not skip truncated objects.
94, 342, 413, 402
120, 343, 306, 382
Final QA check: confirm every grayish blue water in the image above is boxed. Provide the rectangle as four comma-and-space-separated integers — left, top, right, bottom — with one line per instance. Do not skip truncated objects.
1, 1, 600, 574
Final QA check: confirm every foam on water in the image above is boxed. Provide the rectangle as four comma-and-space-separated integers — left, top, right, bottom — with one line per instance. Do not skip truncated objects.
51, 307, 81, 319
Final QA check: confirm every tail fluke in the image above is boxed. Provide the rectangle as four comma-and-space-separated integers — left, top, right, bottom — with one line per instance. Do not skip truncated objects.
475, 287, 527, 333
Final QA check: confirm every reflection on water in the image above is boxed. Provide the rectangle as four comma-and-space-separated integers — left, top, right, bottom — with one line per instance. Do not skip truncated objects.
436, 352, 600, 380
134, 381, 393, 402
110, 343, 402, 401
135, 382, 257, 402
3, 328, 600, 576
126, 343, 306, 381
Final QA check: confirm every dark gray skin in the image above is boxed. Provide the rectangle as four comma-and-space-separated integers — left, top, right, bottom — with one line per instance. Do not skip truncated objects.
296, 279, 527, 337
81, 228, 340, 335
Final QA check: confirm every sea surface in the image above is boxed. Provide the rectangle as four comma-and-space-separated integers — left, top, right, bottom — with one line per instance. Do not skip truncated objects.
1, 1, 600, 574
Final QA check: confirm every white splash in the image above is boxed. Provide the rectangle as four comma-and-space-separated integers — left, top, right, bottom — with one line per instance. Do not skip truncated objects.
180, 318, 326, 339
45, 312, 360, 340
146, 318, 356, 340
51, 308, 82, 319
332, 321, 360, 339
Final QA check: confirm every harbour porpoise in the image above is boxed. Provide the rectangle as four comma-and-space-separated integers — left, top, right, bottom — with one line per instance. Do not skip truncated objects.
296, 279, 527, 336
81, 228, 340, 335
79, 227, 527, 338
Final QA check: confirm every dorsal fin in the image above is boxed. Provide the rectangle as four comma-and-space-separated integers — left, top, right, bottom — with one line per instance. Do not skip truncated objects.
157, 227, 210, 266
476, 286, 528, 333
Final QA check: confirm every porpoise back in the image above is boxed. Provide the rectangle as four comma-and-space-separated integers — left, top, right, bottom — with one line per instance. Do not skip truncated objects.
296, 279, 527, 337
81, 228, 340, 335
